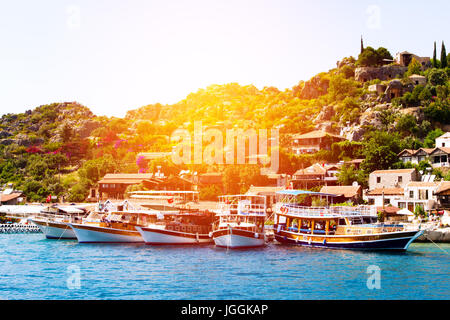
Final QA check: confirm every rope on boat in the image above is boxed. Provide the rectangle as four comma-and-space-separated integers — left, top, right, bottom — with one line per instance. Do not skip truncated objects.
425, 233, 448, 255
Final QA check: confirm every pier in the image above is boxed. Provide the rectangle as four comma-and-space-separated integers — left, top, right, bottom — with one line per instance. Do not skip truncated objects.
0, 223, 41, 234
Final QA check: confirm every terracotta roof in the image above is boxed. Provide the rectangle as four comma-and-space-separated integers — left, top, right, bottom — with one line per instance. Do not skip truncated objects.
98, 173, 155, 185
409, 74, 426, 79
292, 130, 345, 140
367, 188, 404, 196
398, 148, 436, 156
406, 182, 438, 188
103, 173, 154, 179
371, 169, 416, 175
294, 163, 328, 176
320, 186, 361, 198
0, 193, 23, 202
345, 159, 364, 164
418, 148, 436, 154
435, 181, 450, 195
398, 149, 416, 156
431, 147, 450, 154
247, 186, 285, 196
377, 206, 401, 215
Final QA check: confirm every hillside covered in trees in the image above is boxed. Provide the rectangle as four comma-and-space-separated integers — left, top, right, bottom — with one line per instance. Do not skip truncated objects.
1, 42, 450, 201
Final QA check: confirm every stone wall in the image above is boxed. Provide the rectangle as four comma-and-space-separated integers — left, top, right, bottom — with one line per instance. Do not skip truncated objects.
355, 65, 408, 82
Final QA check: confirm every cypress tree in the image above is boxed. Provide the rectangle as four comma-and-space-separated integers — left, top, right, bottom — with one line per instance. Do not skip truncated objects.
433, 41, 437, 68
441, 41, 448, 68
361, 36, 364, 54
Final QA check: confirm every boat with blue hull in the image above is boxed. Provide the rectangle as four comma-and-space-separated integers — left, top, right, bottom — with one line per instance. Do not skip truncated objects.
274, 190, 423, 251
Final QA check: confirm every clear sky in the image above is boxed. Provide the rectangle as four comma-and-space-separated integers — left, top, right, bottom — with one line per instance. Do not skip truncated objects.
0, 0, 448, 118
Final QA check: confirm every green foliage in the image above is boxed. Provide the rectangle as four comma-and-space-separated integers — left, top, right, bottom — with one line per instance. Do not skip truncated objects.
361, 131, 404, 173
396, 114, 419, 137
424, 99, 450, 124
336, 164, 368, 188
406, 58, 422, 77
424, 128, 445, 148
356, 46, 392, 67
441, 42, 448, 69
199, 185, 222, 201
428, 68, 448, 86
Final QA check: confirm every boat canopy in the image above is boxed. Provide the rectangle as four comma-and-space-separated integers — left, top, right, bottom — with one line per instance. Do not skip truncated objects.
276, 190, 339, 197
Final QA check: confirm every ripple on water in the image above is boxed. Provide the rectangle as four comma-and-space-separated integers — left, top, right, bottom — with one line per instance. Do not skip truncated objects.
0, 235, 449, 299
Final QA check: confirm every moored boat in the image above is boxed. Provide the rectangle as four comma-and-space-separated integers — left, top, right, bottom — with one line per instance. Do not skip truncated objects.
274, 190, 424, 251
136, 209, 215, 245
29, 205, 87, 239
212, 195, 267, 249
69, 200, 153, 243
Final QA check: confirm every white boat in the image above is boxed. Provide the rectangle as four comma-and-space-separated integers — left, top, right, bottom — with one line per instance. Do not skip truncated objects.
29, 205, 87, 239
69, 222, 144, 243
212, 195, 267, 249
69, 200, 172, 243
136, 209, 214, 245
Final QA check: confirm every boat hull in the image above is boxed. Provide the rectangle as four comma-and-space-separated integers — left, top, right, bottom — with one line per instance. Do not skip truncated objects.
136, 226, 213, 245
69, 223, 144, 243
274, 229, 424, 251
213, 228, 265, 248
30, 219, 76, 239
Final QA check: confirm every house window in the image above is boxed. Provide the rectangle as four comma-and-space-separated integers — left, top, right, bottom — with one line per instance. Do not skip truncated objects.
368, 199, 375, 205
398, 176, 402, 183
377, 177, 381, 183
443, 143, 446, 147
384, 199, 390, 205
398, 202, 406, 209
419, 189, 429, 200
410, 190, 414, 199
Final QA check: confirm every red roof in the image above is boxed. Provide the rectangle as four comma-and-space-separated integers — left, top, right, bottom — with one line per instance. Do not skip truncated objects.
292, 130, 345, 140
0, 193, 23, 202
367, 188, 404, 196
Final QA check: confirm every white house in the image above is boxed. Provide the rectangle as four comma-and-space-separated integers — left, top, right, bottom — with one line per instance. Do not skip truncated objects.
436, 132, 450, 148
365, 182, 439, 212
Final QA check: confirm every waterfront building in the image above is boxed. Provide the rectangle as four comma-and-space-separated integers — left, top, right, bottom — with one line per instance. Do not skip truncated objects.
319, 185, 362, 204
290, 130, 346, 155
365, 181, 439, 212
398, 132, 450, 168
291, 163, 340, 189
97, 173, 156, 199
369, 168, 420, 190
0, 189, 25, 205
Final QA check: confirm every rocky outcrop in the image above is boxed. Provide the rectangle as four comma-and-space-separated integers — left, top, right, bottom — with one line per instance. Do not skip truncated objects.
355, 65, 408, 82
298, 75, 329, 99
313, 105, 335, 122
341, 125, 367, 141
73, 119, 101, 139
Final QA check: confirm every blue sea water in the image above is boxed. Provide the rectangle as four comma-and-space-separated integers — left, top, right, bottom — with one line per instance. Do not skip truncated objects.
0, 234, 448, 300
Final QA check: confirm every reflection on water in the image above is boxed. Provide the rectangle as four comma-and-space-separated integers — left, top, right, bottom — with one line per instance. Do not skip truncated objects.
0, 235, 448, 300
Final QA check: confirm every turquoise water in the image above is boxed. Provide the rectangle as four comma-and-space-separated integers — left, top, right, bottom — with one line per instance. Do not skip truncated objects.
0, 234, 449, 300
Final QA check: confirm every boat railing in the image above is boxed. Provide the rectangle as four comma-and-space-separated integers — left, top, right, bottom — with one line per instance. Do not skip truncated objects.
276, 203, 377, 218
216, 203, 267, 216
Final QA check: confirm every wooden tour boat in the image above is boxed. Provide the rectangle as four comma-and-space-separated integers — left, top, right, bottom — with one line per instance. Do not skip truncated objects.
136, 210, 215, 245
212, 195, 267, 249
274, 190, 424, 251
